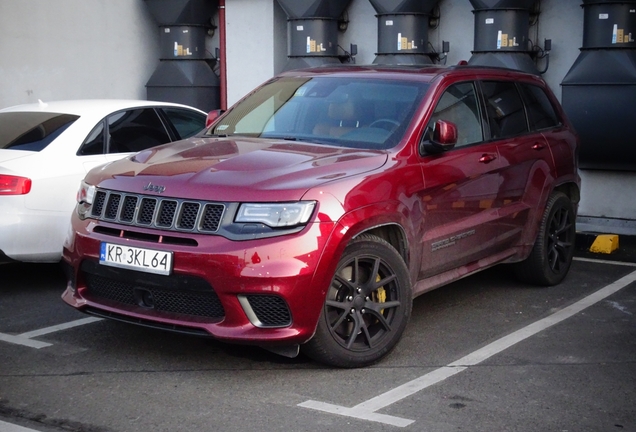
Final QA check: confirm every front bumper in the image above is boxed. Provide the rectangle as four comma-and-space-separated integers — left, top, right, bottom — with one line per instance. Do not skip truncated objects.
62, 216, 339, 346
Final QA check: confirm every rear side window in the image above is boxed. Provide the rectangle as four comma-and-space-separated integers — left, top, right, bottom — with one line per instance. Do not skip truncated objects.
518, 83, 560, 131
78, 121, 105, 155
162, 108, 205, 139
0, 112, 78, 152
107, 108, 171, 154
482, 81, 528, 139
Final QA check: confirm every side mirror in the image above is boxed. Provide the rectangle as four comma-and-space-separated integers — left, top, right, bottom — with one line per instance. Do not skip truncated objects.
421, 119, 458, 154
206, 109, 225, 128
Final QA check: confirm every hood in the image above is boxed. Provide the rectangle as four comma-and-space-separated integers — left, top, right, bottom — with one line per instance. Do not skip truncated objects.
88, 136, 388, 202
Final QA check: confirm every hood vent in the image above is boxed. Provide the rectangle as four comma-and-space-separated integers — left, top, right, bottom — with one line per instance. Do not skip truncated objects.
468, 0, 541, 74
276, 0, 353, 71
144, 0, 220, 111
369, 0, 440, 65
561, 0, 636, 171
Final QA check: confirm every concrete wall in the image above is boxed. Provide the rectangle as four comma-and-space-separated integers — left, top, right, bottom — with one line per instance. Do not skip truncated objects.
338, 0, 377, 67
0, 0, 159, 107
0, 0, 587, 108
224, 0, 287, 106
578, 171, 636, 235
239, 0, 585, 103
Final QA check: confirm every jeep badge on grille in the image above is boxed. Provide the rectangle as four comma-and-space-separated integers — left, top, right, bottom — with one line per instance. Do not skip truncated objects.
143, 182, 165, 194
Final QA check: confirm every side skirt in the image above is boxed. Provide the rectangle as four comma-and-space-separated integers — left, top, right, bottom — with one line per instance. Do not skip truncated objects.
412, 248, 518, 298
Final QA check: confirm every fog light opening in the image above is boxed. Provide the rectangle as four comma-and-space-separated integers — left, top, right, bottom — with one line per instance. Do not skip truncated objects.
134, 288, 155, 309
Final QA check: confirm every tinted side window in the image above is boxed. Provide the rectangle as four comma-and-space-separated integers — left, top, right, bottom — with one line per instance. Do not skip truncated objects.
0, 112, 78, 152
482, 81, 528, 139
107, 108, 171, 154
518, 84, 560, 131
78, 121, 105, 155
162, 108, 205, 139
427, 82, 483, 147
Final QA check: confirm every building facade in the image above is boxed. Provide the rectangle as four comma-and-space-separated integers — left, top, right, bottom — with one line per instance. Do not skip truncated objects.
1, 0, 634, 235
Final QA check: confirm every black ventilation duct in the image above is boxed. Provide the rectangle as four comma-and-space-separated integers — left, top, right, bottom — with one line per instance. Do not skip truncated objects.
144, 0, 220, 112
562, 0, 636, 171
369, 0, 440, 65
468, 0, 540, 74
276, 0, 353, 71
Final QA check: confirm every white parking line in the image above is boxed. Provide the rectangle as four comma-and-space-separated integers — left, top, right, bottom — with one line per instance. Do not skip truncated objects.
0, 419, 41, 432
0, 317, 102, 349
18, 317, 102, 339
0, 334, 51, 349
574, 256, 636, 267
299, 269, 636, 427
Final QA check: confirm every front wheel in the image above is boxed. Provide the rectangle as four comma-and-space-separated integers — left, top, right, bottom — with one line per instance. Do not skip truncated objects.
514, 192, 576, 286
302, 234, 412, 368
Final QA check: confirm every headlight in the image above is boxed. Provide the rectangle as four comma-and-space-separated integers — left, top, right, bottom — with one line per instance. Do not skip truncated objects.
76, 181, 96, 220
236, 202, 315, 227
77, 181, 96, 204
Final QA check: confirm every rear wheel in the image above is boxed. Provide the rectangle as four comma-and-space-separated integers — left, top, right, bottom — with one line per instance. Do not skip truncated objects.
302, 234, 412, 368
514, 192, 576, 286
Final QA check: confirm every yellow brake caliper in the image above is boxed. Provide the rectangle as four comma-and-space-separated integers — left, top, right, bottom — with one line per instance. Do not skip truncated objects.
372, 275, 386, 315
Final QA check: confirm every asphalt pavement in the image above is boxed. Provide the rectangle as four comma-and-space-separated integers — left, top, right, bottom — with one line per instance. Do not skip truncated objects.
0, 233, 634, 432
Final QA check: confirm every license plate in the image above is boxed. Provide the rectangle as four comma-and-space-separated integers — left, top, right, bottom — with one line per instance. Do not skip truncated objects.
99, 243, 173, 275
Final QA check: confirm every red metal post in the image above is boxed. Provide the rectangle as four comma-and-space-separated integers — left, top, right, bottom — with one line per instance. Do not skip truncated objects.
219, 0, 228, 110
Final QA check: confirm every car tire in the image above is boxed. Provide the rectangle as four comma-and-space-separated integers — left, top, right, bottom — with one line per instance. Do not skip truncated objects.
302, 234, 412, 368
514, 192, 576, 286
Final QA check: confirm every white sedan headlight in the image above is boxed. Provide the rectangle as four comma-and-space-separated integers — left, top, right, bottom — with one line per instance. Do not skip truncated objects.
236, 202, 315, 227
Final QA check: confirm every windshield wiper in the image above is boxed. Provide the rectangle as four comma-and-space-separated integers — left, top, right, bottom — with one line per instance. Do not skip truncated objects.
206, 133, 230, 138
260, 134, 299, 141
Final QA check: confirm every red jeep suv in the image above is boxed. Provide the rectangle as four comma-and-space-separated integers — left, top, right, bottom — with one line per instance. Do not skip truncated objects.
62, 65, 580, 367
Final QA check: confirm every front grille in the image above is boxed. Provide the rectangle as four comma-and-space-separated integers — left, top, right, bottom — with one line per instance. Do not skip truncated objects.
157, 200, 177, 227
83, 271, 225, 321
121, 196, 137, 222
104, 194, 120, 219
246, 295, 292, 327
138, 198, 156, 225
92, 191, 106, 216
179, 202, 200, 230
91, 189, 225, 234
202, 205, 225, 231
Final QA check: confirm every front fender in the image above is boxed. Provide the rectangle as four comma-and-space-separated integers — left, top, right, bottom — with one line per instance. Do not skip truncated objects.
303, 198, 421, 327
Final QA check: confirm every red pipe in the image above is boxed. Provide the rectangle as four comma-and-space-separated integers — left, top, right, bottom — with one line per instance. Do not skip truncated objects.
219, 0, 227, 111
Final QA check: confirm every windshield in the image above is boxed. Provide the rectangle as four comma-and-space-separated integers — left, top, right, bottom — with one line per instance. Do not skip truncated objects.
0, 112, 79, 151
208, 76, 429, 150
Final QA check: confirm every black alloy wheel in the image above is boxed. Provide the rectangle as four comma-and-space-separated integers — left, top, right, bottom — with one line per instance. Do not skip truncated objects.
514, 192, 576, 286
302, 234, 412, 368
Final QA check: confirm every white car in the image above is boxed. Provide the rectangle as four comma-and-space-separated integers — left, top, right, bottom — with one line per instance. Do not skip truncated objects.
0, 99, 206, 263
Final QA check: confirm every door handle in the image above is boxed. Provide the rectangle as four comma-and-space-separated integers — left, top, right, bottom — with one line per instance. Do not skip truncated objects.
532, 142, 546, 150
479, 154, 497, 163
